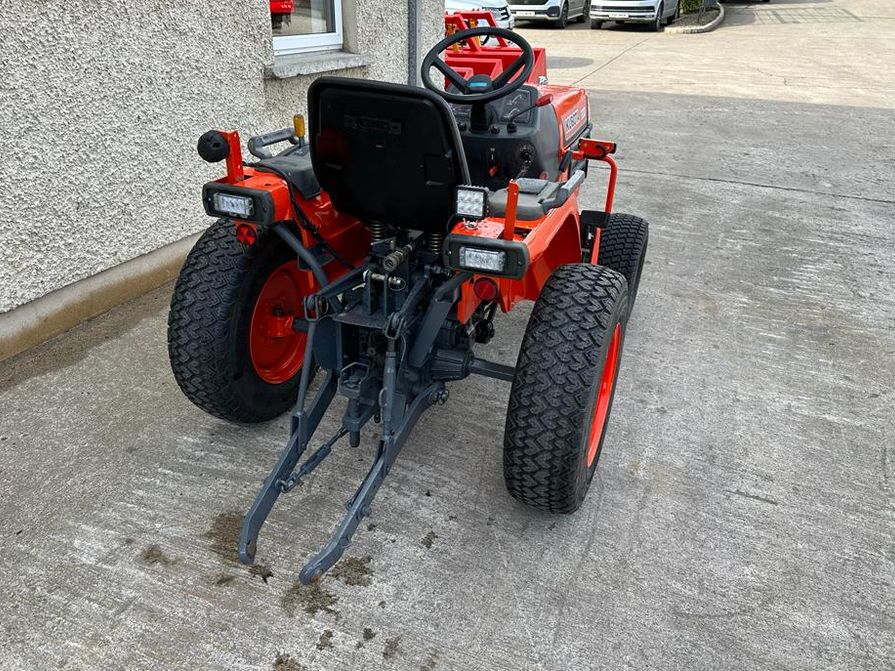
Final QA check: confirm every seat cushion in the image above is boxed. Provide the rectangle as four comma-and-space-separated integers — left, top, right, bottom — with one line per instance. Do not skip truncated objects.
489, 179, 561, 221
255, 148, 322, 199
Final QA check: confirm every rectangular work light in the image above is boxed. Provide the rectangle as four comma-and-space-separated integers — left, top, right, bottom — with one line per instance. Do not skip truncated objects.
455, 185, 488, 221
444, 234, 529, 280
459, 246, 506, 273
212, 192, 255, 219
202, 183, 275, 226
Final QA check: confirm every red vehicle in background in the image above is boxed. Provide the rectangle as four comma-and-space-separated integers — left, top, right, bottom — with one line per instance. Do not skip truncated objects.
270, 0, 294, 30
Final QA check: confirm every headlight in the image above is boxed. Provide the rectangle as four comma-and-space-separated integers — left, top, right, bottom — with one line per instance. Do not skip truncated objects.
202, 183, 275, 225
444, 234, 529, 279
213, 192, 255, 218
455, 186, 488, 221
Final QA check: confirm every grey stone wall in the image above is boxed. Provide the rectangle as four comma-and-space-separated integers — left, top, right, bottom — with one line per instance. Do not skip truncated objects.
0, 0, 441, 312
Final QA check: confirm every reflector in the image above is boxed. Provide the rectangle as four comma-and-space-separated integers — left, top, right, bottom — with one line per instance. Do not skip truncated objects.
236, 223, 257, 246
473, 277, 499, 302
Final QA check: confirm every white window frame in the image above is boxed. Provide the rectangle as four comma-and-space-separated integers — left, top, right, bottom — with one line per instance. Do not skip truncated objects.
273, 0, 343, 57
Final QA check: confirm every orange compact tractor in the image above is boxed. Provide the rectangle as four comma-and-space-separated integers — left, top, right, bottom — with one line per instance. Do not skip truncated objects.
168, 13, 649, 582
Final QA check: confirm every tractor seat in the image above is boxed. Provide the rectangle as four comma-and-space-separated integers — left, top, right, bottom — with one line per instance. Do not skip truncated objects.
256, 147, 322, 199
488, 177, 563, 221
308, 76, 470, 234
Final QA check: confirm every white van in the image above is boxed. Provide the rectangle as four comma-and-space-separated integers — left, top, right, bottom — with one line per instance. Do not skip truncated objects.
590, 0, 681, 31
508, 0, 590, 29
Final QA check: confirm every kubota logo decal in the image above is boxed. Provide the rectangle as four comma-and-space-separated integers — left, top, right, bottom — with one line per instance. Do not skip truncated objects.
563, 107, 586, 134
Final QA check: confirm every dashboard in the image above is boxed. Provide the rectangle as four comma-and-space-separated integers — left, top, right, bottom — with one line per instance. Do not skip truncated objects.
449, 87, 536, 127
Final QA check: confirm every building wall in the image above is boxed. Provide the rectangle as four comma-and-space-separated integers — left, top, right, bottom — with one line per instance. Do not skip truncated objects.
0, 0, 443, 313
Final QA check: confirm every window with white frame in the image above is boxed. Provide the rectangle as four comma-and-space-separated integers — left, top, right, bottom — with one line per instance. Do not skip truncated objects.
270, 0, 343, 56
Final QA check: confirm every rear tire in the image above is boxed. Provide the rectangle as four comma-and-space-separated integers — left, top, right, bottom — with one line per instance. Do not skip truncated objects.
168, 219, 312, 424
667, 2, 680, 25
504, 264, 629, 513
577, 0, 590, 22
597, 213, 649, 318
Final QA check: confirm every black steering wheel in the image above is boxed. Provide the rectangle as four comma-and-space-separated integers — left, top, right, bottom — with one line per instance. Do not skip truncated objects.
421, 27, 536, 105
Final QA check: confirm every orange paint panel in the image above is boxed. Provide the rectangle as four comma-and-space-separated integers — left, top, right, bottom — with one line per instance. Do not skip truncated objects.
452, 195, 583, 323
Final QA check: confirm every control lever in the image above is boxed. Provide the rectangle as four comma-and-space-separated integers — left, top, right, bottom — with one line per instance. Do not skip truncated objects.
507, 93, 554, 133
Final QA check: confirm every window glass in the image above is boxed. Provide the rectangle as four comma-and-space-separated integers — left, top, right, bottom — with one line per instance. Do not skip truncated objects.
271, 0, 336, 37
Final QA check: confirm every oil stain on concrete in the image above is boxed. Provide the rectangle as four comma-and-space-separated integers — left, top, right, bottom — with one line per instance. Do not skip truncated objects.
140, 544, 175, 566
316, 629, 334, 650
330, 556, 373, 587
204, 511, 243, 564
281, 582, 340, 618
383, 636, 401, 661
272, 652, 306, 671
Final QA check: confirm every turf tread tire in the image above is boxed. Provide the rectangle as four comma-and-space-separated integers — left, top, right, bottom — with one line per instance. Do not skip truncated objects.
598, 213, 648, 317
503, 264, 628, 513
167, 219, 304, 423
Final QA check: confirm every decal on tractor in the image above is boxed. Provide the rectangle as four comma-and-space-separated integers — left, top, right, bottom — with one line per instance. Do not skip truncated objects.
168, 11, 650, 583
563, 108, 584, 133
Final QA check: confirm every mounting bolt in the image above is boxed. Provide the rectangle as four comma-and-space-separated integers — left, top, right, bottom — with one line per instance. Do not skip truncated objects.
388, 276, 406, 291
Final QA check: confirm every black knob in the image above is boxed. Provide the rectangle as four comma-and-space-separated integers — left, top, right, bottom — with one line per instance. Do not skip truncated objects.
197, 130, 230, 163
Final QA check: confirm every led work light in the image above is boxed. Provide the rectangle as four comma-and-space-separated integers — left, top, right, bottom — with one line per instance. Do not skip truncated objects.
212, 192, 255, 219
444, 234, 530, 280
455, 186, 488, 221
202, 183, 275, 226
459, 247, 505, 273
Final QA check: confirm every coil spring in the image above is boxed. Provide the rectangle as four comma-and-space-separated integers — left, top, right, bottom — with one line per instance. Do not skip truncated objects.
425, 232, 445, 256
369, 221, 387, 242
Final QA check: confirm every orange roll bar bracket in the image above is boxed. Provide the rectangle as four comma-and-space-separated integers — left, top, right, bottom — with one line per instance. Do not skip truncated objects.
503, 180, 519, 240
222, 130, 245, 183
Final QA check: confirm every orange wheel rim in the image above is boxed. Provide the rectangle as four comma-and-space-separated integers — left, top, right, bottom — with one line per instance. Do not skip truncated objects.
249, 261, 310, 385
586, 323, 621, 467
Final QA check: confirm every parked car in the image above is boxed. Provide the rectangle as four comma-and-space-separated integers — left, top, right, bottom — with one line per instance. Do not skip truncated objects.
508, 0, 590, 29
590, 0, 680, 31
445, 0, 515, 30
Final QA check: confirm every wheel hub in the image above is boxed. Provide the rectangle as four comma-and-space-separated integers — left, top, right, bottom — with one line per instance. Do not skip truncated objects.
249, 261, 310, 384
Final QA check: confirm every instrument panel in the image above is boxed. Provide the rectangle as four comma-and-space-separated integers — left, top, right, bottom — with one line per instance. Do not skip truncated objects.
449, 87, 535, 126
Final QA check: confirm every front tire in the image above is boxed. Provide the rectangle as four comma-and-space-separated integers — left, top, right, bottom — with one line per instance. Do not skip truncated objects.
504, 264, 629, 513
591, 19, 603, 29
554, 2, 569, 28
168, 219, 313, 423
597, 213, 649, 318
649, 3, 664, 31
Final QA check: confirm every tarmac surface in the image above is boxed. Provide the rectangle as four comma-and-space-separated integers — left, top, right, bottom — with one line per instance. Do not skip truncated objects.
1, 1, 894, 669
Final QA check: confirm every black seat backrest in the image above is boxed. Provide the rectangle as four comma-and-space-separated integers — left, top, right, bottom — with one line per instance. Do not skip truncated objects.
308, 77, 470, 234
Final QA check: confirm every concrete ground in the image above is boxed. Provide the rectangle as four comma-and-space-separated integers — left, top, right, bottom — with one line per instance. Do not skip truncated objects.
2, 1, 894, 669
